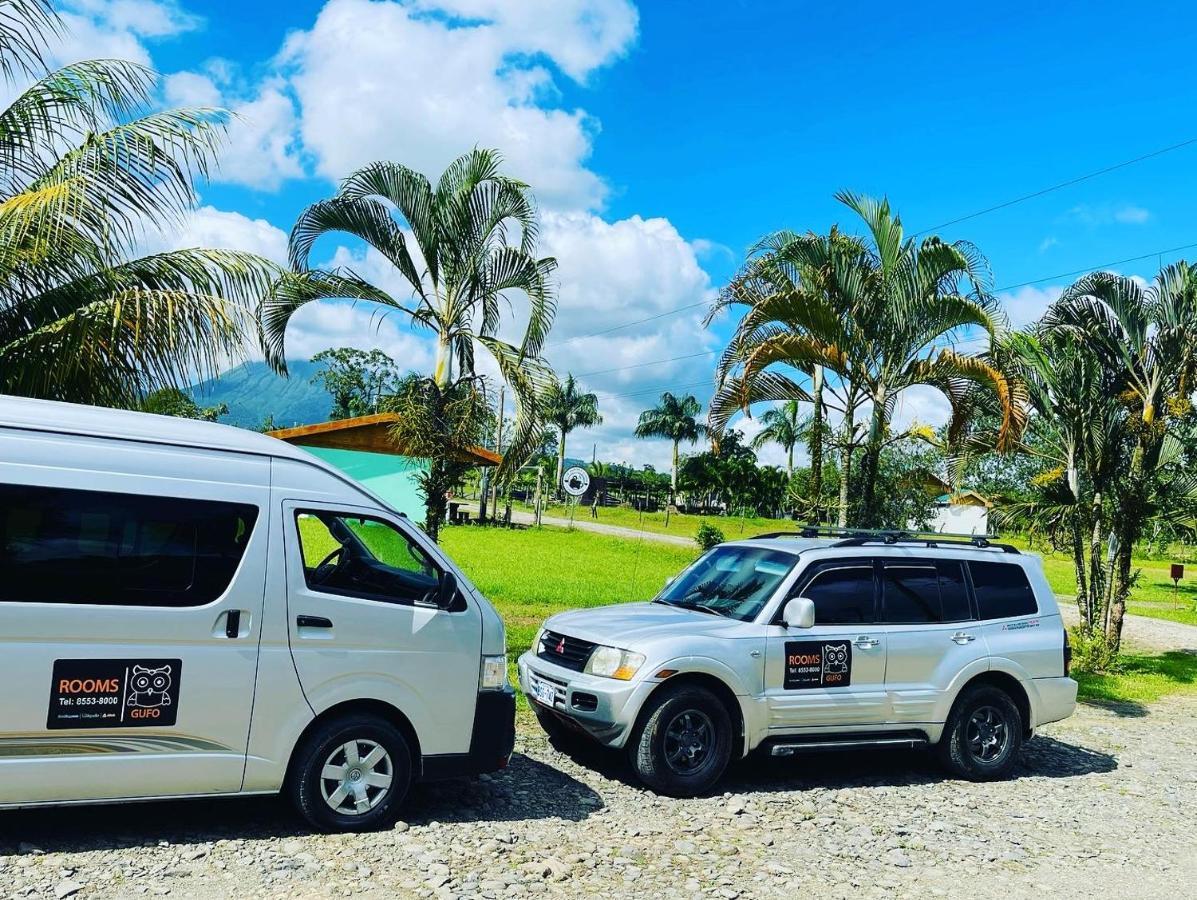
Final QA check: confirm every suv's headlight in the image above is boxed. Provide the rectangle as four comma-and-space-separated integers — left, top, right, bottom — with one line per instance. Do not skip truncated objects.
479, 654, 508, 690
584, 646, 646, 681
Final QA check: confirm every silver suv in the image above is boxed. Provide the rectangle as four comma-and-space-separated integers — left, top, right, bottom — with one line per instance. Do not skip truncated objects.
518, 529, 1077, 796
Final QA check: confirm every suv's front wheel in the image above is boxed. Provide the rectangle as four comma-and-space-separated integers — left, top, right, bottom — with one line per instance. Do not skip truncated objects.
937, 684, 1023, 781
629, 684, 733, 797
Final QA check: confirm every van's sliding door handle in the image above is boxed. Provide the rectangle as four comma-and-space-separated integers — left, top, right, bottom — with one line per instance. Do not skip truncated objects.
225, 609, 241, 639
297, 615, 333, 629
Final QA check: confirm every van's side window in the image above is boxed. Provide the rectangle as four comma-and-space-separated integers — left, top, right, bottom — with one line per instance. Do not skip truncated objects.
969, 561, 1038, 619
0, 483, 257, 607
296, 511, 440, 606
799, 564, 875, 625
881, 559, 974, 624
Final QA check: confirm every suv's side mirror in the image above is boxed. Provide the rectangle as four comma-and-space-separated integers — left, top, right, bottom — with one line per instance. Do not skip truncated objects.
436, 570, 459, 610
783, 597, 816, 629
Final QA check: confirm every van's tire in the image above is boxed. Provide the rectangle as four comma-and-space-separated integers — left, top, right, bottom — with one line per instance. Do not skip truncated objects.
289, 714, 412, 833
534, 706, 588, 751
628, 685, 732, 797
937, 684, 1023, 781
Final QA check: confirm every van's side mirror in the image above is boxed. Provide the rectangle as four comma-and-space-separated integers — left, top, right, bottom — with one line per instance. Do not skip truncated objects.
436, 570, 459, 610
783, 597, 816, 629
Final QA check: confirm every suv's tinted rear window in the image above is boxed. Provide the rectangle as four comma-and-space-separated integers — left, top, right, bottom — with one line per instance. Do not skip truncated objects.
969, 561, 1037, 619
0, 483, 258, 607
881, 560, 973, 624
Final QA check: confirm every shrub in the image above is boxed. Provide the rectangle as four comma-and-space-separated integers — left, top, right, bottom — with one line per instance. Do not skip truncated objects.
695, 522, 725, 552
1069, 625, 1121, 674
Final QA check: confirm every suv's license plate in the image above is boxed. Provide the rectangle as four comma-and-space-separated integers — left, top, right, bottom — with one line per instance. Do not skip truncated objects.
533, 679, 556, 707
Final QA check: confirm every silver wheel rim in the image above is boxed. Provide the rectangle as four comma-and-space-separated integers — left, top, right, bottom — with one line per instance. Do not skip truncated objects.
663, 709, 715, 774
966, 705, 1010, 763
319, 738, 393, 816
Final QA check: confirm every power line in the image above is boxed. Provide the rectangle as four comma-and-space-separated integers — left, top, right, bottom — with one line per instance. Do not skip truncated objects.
912, 136, 1197, 237
547, 137, 1197, 347
571, 349, 717, 378
990, 241, 1197, 292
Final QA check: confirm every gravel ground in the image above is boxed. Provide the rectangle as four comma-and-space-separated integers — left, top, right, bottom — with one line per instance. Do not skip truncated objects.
2, 690, 1196, 900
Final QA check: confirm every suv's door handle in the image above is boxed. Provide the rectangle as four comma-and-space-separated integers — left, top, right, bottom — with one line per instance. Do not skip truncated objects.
297, 615, 333, 629
853, 636, 880, 649
952, 632, 976, 645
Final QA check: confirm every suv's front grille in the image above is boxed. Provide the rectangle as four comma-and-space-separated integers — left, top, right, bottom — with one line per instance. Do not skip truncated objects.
537, 630, 596, 671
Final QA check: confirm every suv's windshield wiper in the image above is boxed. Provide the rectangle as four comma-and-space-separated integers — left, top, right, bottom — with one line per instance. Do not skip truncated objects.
655, 596, 726, 617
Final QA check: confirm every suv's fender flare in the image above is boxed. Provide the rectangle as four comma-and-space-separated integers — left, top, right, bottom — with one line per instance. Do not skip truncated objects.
939, 657, 1038, 737
642, 655, 761, 758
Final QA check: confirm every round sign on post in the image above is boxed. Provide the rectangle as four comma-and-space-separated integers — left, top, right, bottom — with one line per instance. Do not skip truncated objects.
562, 466, 590, 497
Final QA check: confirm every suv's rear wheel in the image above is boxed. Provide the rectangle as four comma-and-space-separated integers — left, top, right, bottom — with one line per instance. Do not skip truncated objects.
629, 685, 732, 797
290, 713, 412, 832
937, 684, 1023, 781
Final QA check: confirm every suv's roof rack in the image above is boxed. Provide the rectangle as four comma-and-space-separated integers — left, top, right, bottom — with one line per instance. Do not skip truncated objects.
750, 525, 1020, 554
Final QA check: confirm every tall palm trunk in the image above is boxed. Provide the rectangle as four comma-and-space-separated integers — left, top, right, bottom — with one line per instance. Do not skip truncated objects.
836, 405, 856, 527
809, 366, 825, 522
858, 384, 887, 527
556, 429, 567, 494
671, 440, 680, 497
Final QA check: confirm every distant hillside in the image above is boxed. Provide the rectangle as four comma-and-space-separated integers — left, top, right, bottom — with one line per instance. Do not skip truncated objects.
189, 360, 331, 430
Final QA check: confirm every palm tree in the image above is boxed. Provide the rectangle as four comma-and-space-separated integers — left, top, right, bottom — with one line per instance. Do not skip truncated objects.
711, 194, 1019, 528
1041, 266, 1197, 649
543, 373, 602, 492
261, 150, 558, 538
0, 0, 276, 406
749, 400, 807, 475
635, 392, 706, 497
262, 149, 558, 482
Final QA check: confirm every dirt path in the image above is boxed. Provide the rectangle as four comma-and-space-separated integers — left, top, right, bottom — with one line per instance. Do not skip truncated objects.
1058, 602, 1197, 653
464, 504, 696, 547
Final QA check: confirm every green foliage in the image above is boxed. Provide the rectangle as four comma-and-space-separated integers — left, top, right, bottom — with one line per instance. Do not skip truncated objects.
694, 522, 725, 552
1074, 651, 1197, 706
311, 347, 403, 419
141, 387, 226, 422
388, 374, 489, 541
263, 149, 557, 481
635, 391, 706, 492
543, 373, 601, 489
0, 3, 277, 407
678, 429, 788, 517
1068, 625, 1121, 675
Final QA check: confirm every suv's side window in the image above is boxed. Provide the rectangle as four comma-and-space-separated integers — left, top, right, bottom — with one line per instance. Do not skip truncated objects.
881, 559, 974, 624
969, 561, 1037, 619
295, 511, 442, 607
797, 563, 875, 625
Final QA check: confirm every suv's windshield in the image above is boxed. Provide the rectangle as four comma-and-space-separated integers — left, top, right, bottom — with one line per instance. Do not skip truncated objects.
655, 545, 797, 621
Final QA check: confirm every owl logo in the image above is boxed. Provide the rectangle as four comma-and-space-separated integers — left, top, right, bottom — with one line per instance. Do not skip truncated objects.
822, 643, 849, 677
127, 664, 173, 708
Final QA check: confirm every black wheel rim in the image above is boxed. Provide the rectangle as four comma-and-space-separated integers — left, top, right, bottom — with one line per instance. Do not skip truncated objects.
966, 705, 1011, 763
663, 709, 715, 774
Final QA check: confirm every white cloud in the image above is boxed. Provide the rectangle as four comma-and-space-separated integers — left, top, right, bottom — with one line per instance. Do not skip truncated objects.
996, 284, 1063, 329
276, 0, 636, 209
164, 69, 304, 190
51, 0, 199, 66
1114, 205, 1150, 225
1037, 236, 1058, 253
141, 205, 291, 264
1065, 202, 1152, 227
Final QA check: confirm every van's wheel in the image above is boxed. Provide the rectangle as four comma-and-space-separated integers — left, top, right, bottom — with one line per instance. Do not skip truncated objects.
937, 684, 1023, 781
534, 706, 588, 751
629, 685, 732, 797
290, 714, 412, 832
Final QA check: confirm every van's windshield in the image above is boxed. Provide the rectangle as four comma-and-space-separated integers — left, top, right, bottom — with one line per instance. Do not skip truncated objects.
654, 545, 797, 622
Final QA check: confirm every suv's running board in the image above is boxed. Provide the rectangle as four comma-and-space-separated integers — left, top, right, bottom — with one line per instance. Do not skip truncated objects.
768, 733, 929, 756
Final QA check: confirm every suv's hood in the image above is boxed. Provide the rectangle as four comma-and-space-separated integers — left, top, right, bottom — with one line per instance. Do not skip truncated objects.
544, 601, 744, 648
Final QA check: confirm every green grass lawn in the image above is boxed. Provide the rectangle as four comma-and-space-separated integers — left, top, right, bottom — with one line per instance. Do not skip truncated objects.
538, 500, 796, 541
1074, 651, 1197, 705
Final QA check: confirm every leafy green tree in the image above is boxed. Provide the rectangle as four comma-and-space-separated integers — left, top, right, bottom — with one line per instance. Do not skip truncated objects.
634, 392, 706, 496
543, 373, 602, 492
311, 347, 402, 419
262, 149, 557, 501
712, 195, 1018, 528
0, 0, 276, 407
141, 387, 227, 422
1042, 267, 1197, 649
750, 399, 808, 476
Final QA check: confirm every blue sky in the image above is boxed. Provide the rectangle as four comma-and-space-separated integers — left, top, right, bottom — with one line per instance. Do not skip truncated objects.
37, 0, 1197, 468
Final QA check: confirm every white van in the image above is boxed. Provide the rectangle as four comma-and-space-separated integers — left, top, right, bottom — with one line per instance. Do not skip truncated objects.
0, 396, 514, 832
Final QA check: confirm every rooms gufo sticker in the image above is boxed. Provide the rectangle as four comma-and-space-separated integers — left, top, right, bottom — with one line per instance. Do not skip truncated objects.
47, 659, 181, 729
783, 641, 851, 689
